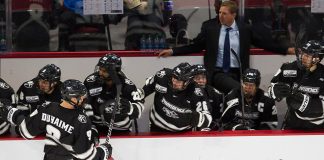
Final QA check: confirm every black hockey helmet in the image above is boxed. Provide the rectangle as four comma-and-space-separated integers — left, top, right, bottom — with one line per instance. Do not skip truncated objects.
172, 62, 193, 82
37, 64, 61, 82
97, 53, 122, 72
242, 68, 261, 87
297, 40, 324, 67
169, 14, 188, 38
191, 64, 207, 76
61, 79, 87, 106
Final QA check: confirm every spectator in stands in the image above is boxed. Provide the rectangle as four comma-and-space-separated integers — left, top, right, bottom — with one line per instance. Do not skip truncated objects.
138, 62, 212, 132
83, 53, 144, 134
0, 78, 15, 135
16, 64, 62, 114
191, 64, 223, 130
158, 0, 294, 94
12, 0, 61, 51
107, 0, 171, 50
221, 68, 278, 130
166, 14, 193, 48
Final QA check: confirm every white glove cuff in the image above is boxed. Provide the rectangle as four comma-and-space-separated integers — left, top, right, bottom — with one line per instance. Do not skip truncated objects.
7, 108, 18, 125
298, 94, 310, 112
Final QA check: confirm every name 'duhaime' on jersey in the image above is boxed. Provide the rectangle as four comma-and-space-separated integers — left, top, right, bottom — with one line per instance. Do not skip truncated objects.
41, 113, 74, 134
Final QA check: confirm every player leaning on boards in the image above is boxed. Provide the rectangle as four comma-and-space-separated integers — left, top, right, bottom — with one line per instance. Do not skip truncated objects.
16, 64, 63, 114
139, 62, 212, 132
268, 40, 324, 130
84, 53, 144, 134
191, 64, 224, 130
221, 68, 278, 130
0, 80, 112, 160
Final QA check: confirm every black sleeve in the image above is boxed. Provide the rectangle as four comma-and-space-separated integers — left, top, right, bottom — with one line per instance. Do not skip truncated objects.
258, 97, 278, 130
221, 90, 240, 125
18, 106, 46, 139
142, 69, 168, 97
206, 86, 223, 120
121, 78, 145, 119
0, 79, 15, 102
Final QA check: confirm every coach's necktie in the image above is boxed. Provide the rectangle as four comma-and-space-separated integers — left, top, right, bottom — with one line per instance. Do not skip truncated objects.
223, 27, 232, 72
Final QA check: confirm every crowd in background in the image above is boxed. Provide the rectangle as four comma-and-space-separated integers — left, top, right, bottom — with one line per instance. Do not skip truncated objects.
0, 0, 322, 52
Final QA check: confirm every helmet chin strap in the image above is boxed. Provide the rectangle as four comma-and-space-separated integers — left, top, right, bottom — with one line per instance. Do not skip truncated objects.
66, 97, 84, 109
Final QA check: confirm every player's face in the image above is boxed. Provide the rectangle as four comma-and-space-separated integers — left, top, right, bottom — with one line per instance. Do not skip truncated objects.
301, 52, 319, 69
219, 6, 236, 26
71, 95, 87, 107
38, 79, 55, 94
171, 77, 186, 91
193, 74, 207, 87
242, 82, 257, 98
98, 67, 110, 80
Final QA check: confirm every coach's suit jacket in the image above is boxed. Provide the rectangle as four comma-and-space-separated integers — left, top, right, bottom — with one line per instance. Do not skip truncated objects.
172, 18, 287, 82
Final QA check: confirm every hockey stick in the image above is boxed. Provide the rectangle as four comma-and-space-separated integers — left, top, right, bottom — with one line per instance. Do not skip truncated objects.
230, 48, 248, 127
105, 66, 122, 144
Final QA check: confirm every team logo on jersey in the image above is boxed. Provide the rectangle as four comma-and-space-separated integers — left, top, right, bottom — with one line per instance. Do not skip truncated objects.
125, 79, 134, 85
89, 87, 102, 96
97, 97, 105, 104
156, 70, 166, 78
26, 96, 40, 102
194, 88, 203, 96
86, 75, 96, 82
297, 85, 320, 94
155, 84, 167, 93
78, 115, 87, 123
0, 82, 9, 89
283, 70, 297, 77
162, 107, 179, 119
24, 81, 34, 88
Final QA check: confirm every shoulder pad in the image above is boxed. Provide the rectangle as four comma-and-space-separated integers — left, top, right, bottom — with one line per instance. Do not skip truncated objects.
77, 114, 88, 124
213, 87, 222, 94
85, 74, 98, 83
124, 78, 134, 85
264, 92, 270, 98
156, 69, 167, 78
0, 81, 10, 89
23, 80, 35, 88
194, 88, 204, 96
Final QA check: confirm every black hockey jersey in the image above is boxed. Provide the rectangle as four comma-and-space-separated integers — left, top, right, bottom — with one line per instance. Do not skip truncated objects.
142, 68, 212, 131
16, 102, 108, 160
16, 78, 62, 113
270, 61, 324, 130
222, 88, 278, 130
84, 73, 144, 132
0, 78, 15, 135
204, 85, 223, 130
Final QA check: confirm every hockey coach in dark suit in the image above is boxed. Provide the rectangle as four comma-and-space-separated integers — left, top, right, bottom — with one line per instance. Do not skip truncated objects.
158, 0, 291, 94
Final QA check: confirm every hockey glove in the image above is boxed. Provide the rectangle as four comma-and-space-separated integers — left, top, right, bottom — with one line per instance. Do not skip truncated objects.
286, 92, 310, 112
269, 83, 291, 101
119, 98, 132, 115
99, 143, 113, 160
91, 126, 100, 146
0, 99, 18, 124
191, 111, 201, 127
99, 100, 116, 115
